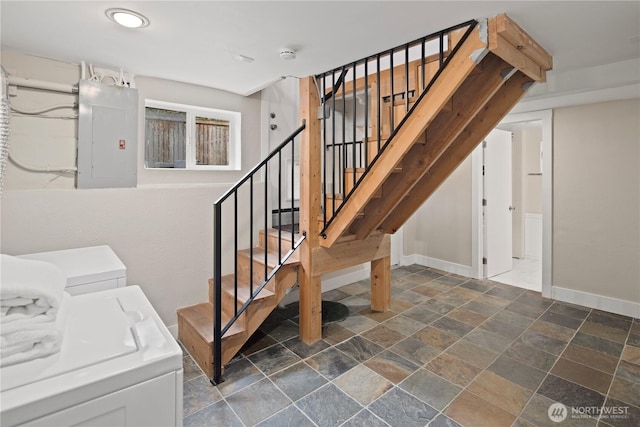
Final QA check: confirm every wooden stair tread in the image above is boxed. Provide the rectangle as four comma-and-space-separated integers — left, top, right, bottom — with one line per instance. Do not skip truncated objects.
208, 275, 275, 303
261, 228, 302, 242
177, 302, 245, 342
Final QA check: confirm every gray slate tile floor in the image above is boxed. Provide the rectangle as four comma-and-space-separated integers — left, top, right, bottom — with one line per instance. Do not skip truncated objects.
181, 264, 640, 427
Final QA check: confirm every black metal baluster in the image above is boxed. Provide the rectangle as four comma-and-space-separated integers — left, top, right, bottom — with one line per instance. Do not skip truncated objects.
364, 59, 369, 167
421, 37, 426, 91
376, 54, 381, 152
439, 32, 444, 67
249, 175, 253, 295
332, 71, 336, 216
341, 66, 346, 198
352, 62, 357, 190
234, 192, 238, 316
389, 48, 395, 135
322, 75, 327, 227
405, 44, 409, 113
290, 134, 294, 248
212, 202, 222, 385
264, 165, 268, 284
278, 152, 282, 261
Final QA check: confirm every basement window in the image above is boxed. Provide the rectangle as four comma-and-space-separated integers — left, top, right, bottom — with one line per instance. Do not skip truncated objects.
144, 99, 241, 170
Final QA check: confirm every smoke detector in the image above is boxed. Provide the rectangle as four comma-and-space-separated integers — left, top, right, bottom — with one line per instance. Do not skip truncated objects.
280, 48, 296, 60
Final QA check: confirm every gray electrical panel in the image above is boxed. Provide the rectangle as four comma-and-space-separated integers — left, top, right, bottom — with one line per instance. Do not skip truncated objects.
77, 80, 138, 188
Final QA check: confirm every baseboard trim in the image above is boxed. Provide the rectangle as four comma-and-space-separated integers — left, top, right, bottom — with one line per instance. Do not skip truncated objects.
552, 286, 640, 319
401, 254, 476, 278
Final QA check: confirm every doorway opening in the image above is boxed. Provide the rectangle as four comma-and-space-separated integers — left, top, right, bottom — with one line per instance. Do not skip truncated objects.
472, 110, 553, 297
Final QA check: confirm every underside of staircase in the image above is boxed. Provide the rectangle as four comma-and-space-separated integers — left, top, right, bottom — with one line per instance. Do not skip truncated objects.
177, 13, 552, 382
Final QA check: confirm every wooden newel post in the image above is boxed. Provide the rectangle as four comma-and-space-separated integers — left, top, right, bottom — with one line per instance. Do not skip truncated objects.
299, 76, 323, 343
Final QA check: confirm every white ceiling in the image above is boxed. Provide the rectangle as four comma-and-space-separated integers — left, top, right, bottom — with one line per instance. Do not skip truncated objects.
1, 1, 639, 96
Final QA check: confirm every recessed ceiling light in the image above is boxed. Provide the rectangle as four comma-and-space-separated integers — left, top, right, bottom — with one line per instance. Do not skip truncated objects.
106, 8, 150, 28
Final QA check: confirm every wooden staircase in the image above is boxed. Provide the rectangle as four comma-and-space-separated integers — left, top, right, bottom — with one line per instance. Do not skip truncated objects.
177, 229, 300, 378
320, 14, 551, 247
177, 14, 552, 381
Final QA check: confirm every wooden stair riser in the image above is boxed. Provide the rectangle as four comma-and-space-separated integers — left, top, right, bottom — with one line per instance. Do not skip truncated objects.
177, 314, 214, 377
258, 229, 297, 254
344, 169, 383, 197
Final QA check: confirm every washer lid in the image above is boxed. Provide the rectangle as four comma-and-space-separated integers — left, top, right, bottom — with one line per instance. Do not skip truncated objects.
1, 293, 138, 392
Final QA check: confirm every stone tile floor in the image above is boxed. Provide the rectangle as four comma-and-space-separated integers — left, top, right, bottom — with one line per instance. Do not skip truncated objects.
180, 264, 640, 427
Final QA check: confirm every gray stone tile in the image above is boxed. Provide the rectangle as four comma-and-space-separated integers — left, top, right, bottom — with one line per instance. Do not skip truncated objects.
182, 355, 203, 382
514, 292, 553, 310
460, 279, 493, 293
431, 316, 475, 338
518, 330, 567, 355
337, 335, 384, 363
389, 337, 441, 365
548, 301, 591, 320
184, 399, 243, 427
464, 328, 513, 353
365, 349, 421, 384
297, 383, 362, 427
540, 310, 584, 329
248, 343, 301, 376
270, 361, 327, 401
240, 329, 278, 356
537, 374, 605, 409
481, 317, 527, 340
282, 336, 330, 359
370, 387, 438, 427
183, 375, 222, 417
383, 314, 427, 336
504, 341, 558, 371
403, 305, 442, 324
334, 364, 393, 405
571, 331, 624, 357
601, 397, 640, 427
342, 409, 390, 427
399, 368, 462, 410
588, 311, 632, 331
616, 360, 640, 384
256, 405, 315, 427
485, 284, 525, 300
488, 354, 547, 391
339, 313, 379, 334
323, 288, 351, 302
217, 357, 265, 396
520, 393, 597, 427
424, 297, 458, 313
306, 347, 359, 380
323, 322, 356, 345
264, 319, 300, 342
340, 295, 372, 314
226, 378, 291, 426
505, 300, 548, 319
361, 324, 406, 348
491, 309, 536, 329
429, 414, 463, 427
463, 300, 502, 317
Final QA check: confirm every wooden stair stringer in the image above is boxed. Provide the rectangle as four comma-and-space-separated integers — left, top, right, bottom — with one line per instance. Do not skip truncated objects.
381, 70, 535, 233
320, 23, 489, 248
349, 53, 514, 240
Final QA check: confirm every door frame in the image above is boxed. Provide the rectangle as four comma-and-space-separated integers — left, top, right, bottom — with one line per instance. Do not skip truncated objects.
472, 109, 553, 298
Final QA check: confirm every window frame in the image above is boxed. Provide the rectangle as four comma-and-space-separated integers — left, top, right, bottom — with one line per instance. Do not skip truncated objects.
144, 99, 241, 171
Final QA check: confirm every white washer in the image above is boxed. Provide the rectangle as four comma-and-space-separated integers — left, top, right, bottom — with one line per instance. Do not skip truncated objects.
0, 286, 183, 427
18, 246, 126, 295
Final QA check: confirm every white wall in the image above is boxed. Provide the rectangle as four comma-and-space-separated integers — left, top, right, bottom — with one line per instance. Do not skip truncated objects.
0, 51, 263, 329
403, 156, 473, 271
553, 98, 640, 307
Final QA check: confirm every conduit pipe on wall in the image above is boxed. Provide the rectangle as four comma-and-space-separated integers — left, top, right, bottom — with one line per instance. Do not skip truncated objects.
10, 103, 78, 115
7, 76, 78, 94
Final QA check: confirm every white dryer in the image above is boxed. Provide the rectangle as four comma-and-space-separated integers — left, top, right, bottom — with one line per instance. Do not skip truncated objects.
0, 286, 183, 426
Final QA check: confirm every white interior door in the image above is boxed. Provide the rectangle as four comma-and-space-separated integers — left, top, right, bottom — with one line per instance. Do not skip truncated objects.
485, 129, 513, 277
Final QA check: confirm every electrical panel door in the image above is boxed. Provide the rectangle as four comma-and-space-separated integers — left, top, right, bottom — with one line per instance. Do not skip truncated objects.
78, 80, 137, 188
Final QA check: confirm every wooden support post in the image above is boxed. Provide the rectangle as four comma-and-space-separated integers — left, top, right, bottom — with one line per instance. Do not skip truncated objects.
299, 76, 323, 344
370, 255, 391, 312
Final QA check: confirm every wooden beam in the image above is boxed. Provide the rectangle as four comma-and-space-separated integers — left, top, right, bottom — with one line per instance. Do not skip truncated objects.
382, 71, 535, 233
488, 17, 546, 83
494, 14, 553, 71
320, 24, 488, 247
370, 255, 391, 312
350, 54, 510, 240
299, 76, 323, 344
311, 233, 390, 276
